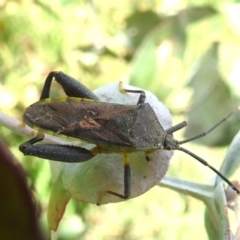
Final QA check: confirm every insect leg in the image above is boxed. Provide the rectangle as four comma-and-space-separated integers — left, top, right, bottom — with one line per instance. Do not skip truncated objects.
106, 153, 131, 200
40, 71, 99, 101
19, 134, 96, 162
97, 154, 131, 205
119, 81, 146, 104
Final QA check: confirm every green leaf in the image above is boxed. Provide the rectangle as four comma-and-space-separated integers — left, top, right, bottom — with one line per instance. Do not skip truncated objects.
129, 6, 217, 100
204, 183, 231, 240
218, 130, 240, 180
159, 176, 232, 240
184, 42, 233, 146
48, 173, 71, 232
159, 175, 214, 202
125, 9, 162, 49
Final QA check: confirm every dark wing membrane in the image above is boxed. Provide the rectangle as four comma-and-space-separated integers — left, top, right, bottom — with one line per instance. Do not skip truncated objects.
23, 100, 135, 147
23, 100, 165, 149
23, 100, 82, 132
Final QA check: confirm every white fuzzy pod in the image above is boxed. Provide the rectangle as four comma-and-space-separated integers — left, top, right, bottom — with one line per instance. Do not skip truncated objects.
52, 82, 173, 205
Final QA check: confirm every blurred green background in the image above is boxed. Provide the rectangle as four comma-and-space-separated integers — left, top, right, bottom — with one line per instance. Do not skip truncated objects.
1, 0, 240, 239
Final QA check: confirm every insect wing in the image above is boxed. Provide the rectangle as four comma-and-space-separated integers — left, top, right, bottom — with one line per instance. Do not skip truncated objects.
23, 99, 165, 149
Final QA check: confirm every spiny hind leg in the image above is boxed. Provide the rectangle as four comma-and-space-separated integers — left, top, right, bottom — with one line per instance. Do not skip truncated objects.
40, 71, 99, 100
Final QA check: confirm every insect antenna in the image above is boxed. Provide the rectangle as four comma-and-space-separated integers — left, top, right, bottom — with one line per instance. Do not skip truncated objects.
178, 111, 234, 145
173, 108, 240, 194
165, 121, 187, 134
178, 146, 240, 194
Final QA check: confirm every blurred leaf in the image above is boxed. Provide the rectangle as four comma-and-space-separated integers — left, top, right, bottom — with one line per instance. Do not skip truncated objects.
48, 174, 71, 232
160, 177, 232, 240
0, 141, 44, 240
167, 5, 217, 55
126, 6, 217, 55
159, 175, 214, 202
184, 42, 234, 146
129, 6, 217, 99
204, 183, 231, 240
218, 130, 240, 181
35, 0, 59, 19
177, 5, 217, 24
129, 28, 160, 91
125, 9, 162, 50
